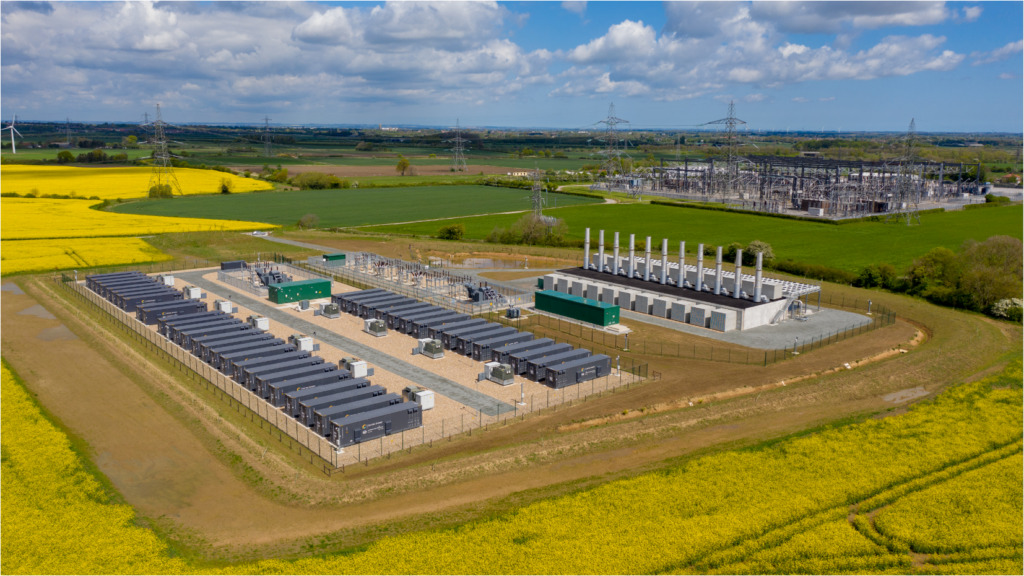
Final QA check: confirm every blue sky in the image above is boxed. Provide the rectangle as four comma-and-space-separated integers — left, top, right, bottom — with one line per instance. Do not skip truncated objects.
1, 1, 1021, 132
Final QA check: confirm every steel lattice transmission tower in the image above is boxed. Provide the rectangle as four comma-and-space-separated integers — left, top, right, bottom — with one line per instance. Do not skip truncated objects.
449, 119, 468, 172
262, 116, 273, 157
523, 164, 557, 225
704, 100, 747, 165
145, 104, 183, 196
886, 118, 922, 226
598, 103, 630, 175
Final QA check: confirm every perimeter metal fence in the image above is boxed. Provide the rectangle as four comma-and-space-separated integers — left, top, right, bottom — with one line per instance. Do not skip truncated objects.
55, 273, 646, 471
487, 297, 895, 366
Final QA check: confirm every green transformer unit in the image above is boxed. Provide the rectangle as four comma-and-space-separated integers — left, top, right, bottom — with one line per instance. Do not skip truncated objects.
268, 279, 332, 304
534, 290, 620, 327
322, 253, 346, 264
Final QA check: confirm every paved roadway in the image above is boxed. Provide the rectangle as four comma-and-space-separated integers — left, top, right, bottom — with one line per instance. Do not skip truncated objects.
179, 270, 514, 416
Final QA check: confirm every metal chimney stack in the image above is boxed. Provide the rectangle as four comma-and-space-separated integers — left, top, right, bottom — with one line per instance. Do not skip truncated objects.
598, 230, 605, 273
754, 252, 764, 302
696, 244, 704, 291
644, 236, 652, 281
660, 239, 668, 284
613, 232, 620, 276
733, 249, 743, 299
677, 241, 685, 287
584, 227, 591, 269
628, 234, 635, 278
714, 246, 723, 295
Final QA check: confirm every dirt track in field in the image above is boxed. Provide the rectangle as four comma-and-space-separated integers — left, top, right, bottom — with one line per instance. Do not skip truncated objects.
3, 274, 1017, 559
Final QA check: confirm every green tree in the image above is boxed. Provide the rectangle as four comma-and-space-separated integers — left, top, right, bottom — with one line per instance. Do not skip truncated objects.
396, 155, 410, 176
437, 223, 465, 240
56, 150, 74, 163
148, 184, 173, 198
297, 213, 320, 229
907, 247, 960, 294
744, 240, 775, 265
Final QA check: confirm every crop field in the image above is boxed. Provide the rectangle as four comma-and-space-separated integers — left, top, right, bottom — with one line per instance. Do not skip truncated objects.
2, 354, 1019, 574
108, 185, 601, 227
0, 165, 272, 199
1, 198, 273, 241
361, 202, 1024, 272
0, 167, 275, 273
0, 148, 156, 162
1, 238, 172, 275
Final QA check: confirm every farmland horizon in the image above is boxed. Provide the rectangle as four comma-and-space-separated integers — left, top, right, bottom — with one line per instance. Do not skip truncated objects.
4, 118, 1021, 137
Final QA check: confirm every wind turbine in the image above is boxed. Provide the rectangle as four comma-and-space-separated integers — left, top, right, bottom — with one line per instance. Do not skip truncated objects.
2, 116, 23, 154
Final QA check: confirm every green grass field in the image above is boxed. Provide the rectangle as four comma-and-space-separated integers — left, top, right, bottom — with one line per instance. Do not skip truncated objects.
1, 149, 155, 162
361, 203, 1023, 272
109, 185, 600, 228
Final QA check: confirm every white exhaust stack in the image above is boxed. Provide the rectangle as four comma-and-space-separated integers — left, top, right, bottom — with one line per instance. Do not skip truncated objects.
714, 246, 723, 295
584, 227, 591, 269
644, 236, 652, 281
598, 230, 605, 273
696, 244, 704, 291
733, 249, 743, 299
660, 238, 668, 284
677, 241, 685, 287
613, 232, 620, 276
628, 234, 636, 278
754, 251, 764, 302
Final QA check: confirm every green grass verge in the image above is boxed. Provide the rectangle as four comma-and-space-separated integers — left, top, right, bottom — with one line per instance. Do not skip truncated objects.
108, 185, 600, 228
360, 202, 1023, 273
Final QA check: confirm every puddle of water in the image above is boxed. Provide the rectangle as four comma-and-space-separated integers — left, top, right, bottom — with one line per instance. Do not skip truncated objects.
1, 283, 25, 295
18, 304, 56, 319
37, 325, 78, 341
882, 386, 929, 404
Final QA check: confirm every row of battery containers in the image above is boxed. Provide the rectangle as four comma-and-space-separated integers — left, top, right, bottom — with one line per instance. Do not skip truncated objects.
154, 311, 421, 446
332, 287, 613, 388
86, 272, 420, 446
543, 274, 737, 332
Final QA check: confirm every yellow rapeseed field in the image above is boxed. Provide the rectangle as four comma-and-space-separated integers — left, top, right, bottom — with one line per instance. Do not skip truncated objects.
1, 165, 272, 199
1, 238, 172, 275
2, 353, 1020, 575
1, 197, 272, 240
0, 166, 276, 274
